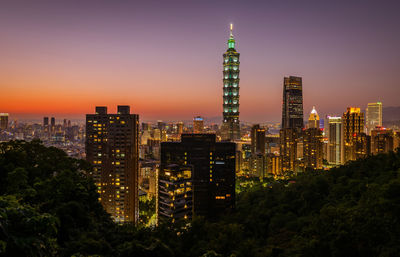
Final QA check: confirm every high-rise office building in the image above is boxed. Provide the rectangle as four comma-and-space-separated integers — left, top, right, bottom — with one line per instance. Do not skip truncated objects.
279, 128, 298, 173
366, 102, 382, 135
50, 117, 55, 126
0, 113, 9, 130
279, 76, 303, 174
303, 128, 323, 170
43, 117, 49, 127
157, 164, 193, 223
250, 125, 266, 177
86, 105, 139, 223
308, 106, 320, 129
327, 116, 344, 165
342, 107, 365, 162
282, 76, 304, 133
193, 116, 204, 133
251, 125, 266, 155
221, 24, 240, 141
371, 128, 393, 155
160, 134, 235, 219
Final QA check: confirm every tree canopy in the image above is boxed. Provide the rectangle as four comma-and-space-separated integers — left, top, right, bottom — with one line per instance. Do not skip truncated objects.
1, 140, 400, 256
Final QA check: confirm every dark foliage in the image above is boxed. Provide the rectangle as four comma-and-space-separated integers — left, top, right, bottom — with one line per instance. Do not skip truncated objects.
1, 140, 400, 256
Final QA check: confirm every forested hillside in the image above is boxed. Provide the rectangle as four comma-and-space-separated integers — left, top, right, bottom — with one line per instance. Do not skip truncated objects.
1, 140, 400, 257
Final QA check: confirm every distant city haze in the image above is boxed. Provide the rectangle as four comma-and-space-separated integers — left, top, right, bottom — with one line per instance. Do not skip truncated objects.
1, 0, 400, 122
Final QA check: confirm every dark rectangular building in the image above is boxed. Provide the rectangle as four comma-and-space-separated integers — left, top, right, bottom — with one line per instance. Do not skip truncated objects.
282, 76, 304, 133
160, 134, 235, 219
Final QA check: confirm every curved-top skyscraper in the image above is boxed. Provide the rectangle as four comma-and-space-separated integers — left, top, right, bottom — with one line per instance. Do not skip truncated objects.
221, 24, 240, 141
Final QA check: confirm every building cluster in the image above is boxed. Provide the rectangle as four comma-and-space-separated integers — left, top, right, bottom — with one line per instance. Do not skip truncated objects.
85, 106, 236, 224
81, 24, 400, 225
241, 97, 400, 179
2, 24, 399, 226
0, 113, 85, 158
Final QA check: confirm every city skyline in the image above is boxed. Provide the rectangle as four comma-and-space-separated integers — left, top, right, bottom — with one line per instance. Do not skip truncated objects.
1, 0, 400, 122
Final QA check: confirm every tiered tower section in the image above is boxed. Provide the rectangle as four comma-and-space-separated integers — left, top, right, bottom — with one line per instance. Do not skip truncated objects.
221, 24, 240, 141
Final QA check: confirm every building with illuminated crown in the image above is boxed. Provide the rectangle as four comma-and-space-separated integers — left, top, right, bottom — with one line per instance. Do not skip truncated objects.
221, 24, 240, 141
366, 102, 382, 135
308, 106, 319, 129
86, 105, 139, 223
303, 107, 323, 169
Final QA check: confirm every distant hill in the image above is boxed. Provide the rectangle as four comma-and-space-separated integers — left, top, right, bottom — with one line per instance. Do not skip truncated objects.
384, 106, 400, 122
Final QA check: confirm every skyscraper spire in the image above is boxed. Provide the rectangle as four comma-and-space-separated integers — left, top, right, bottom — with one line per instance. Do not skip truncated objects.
228, 23, 235, 49
311, 106, 318, 115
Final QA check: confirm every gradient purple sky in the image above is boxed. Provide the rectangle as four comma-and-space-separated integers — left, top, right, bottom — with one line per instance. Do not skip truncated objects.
1, 0, 399, 122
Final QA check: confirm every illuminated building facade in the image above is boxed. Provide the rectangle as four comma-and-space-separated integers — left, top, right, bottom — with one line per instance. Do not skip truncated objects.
303, 128, 323, 170
266, 154, 281, 177
366, 102, 382, 135
327, 116, 344, 165
282, 76, 304, 133
193, 116, 204, 133
371, 128, 394, 155
86, 105, 139, 223
161, 134, 235, 218
279, 128, 298, 173
0, 113, 9, 130
342, 107, 365, 163
157, 164, 193, 222
221, 24, 240, 141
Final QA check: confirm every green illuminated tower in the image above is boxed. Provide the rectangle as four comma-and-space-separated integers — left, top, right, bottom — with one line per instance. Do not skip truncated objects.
221, 24, 240, 141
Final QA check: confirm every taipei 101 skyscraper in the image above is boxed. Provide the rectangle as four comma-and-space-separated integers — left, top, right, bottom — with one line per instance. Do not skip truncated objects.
221, 24, 240, 141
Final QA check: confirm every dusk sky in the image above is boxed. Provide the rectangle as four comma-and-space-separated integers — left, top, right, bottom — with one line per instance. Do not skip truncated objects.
1, 0, 399, 122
